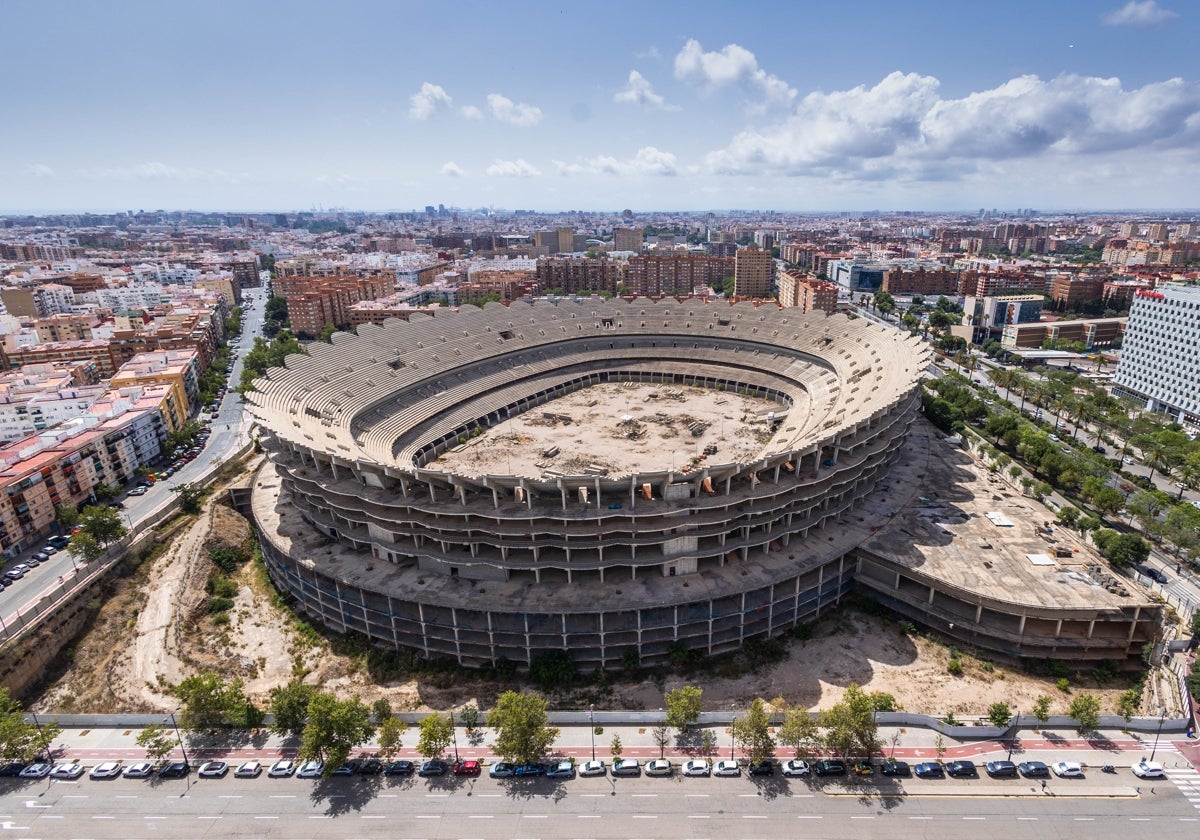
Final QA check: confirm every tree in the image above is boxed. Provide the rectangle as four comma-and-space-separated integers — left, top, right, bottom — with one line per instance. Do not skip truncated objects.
986, 702, 1012, 727
55, 504, 80, 533
77, 504, 127, 547
371, 698, 393, 724
68, 531, 104, 563
377, 716, 407, 761
134, 724, 179, 763
318, 323, 337, 343
700, 729, 716, 758
488, 691, 559, 764
609, 733, 622, 758
173, 672, 258, 731
934, 733, 946, 762
0, 688, 62, 762
665, 685, 703, 733
299, 692, 376, 774
528, 650, 576, 690
458, 705, 480, 732
173, 483, 204, 515
777, 705, 820, 758
651, 725, 671, 758
735, 698, 776, 764
1117, 688, 1141, 723
269, 682, 316, 738
817, 683, 878, 759
1096, 532, 1151, 568
1057, 507, 1081, 528
416, 712, 453, 760
1068, 693, 1101, 735
873, 290, 896, 320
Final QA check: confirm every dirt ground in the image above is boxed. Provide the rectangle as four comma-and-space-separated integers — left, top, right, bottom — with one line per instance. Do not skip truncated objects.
33, 456, 1146, 717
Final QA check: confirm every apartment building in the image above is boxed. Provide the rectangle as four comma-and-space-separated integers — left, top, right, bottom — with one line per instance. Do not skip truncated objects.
108, 348, 201, 416
1050, 275, 1106, 308
1001, 317, 1125, 351
612, 227, 644, 253
275, 275, 394, 338
778, 270, 838, 313
733, 245, 775, 297
626, 254, 733, 296
881, 266, 961, 297
1113, 285, 1200, 429
534, 257, 623, 295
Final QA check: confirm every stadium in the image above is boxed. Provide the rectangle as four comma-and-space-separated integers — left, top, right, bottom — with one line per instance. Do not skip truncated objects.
246, 299, 930, 668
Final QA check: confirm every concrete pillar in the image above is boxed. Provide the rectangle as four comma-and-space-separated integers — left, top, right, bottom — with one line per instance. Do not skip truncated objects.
975, 604, 983, 623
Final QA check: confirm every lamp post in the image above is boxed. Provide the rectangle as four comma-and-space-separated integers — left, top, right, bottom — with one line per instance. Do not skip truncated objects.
1007, 709, 1019, 762
450, 711, 460, 762
589, 704, 596, 761
1150, 707, 1167, 762
730, 703, 737, 761
167, 710, 189, 767
30, 711, 50, 764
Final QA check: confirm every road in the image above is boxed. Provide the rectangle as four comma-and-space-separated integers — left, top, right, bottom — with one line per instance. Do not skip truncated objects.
0, 289, 266, 629
0, 770, 1196, 839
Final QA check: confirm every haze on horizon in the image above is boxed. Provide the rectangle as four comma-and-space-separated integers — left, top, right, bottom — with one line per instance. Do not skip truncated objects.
3, 0, 1199, 214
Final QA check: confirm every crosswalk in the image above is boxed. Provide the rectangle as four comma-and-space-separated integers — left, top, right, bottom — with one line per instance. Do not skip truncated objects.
1167, 767, 1200, 810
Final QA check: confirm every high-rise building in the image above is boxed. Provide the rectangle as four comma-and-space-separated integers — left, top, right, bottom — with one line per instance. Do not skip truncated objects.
1113, 285, 1200, 429
778, 270, 838, 314
557, 227, 575, 255
733, 245, 775, 298
612, 227, 643, 253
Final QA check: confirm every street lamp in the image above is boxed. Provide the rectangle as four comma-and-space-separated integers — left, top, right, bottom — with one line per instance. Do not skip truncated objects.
1150, 707, 1168, 762
1007, 709, 1020, 762
730, 704, 737, 761
589, 704, 596, 761
167, 710, 189, 767
450, 711, 460, 762
30, 711, 51, 764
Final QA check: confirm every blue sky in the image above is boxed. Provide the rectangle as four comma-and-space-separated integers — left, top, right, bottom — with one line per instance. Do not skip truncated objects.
3, 0, 1199, 213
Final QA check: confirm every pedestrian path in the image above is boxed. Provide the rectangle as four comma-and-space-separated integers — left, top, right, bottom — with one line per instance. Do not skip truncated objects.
1166, 767, 1200, 811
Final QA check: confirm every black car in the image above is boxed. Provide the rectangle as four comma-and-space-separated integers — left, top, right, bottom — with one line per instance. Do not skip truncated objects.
358, 759, 382, 775
1018, 761, 1050, 778
331, 761, 360, 776
0, 762, 25, 777
913, 762, 945, 779
158, 761, 189, 778
879, 759, 911, 777
946, 760, 977, 778
814, 759, 846, 776
418, 760, 448, 777
748, 759, 774, 776
985, 760, 1017, 778
383, 760, 414, 776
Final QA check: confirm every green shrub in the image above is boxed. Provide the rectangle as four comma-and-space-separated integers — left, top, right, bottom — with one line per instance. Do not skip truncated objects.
1056, 677, 1071, 693
207, 597, 235, 614
946, 658, 964, 677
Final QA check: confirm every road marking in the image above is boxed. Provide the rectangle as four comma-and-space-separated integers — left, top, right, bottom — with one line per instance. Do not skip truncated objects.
414, 815, 441, 819
631, 815, 657, 819
254, 815, 278, 820
743, 815, 767, 819
198, 815, 222, 819
684, 793, 709, 797
469, 815, 493, 819
1017, 817, 1038, 821
963, 816, 986, 820
91, 816, 113, 820
909, 816, 932, 820
361, 815, 386, 819
523, 815, 549, 819
1131, 817, 1151, 821
41, 815, 62, 819
798, 815, 823, 819
268, 794, 295, 798
851, 815, 876, 819
476, 793, 501, 797
739, 793, 758, 797
579, 793, 606, 797
689, 815, 711, 819
425, 793, 449, 798
218, 795, 243, 799
113, 795, 137, 799
631, 793, 657, 797
1075, 817, 1094, 821
309, 815, 330, 819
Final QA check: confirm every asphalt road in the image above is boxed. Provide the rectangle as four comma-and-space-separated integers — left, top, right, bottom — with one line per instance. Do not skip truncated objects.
0, 289, 266, 627
0, 770, 1196, 839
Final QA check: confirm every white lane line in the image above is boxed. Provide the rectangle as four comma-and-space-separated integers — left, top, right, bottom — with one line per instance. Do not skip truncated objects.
475, 793, 501, 797
198, 815, 222, 819
218, 795, 243, 799
743, 815, 767, 819
468, 815, 494, 819
42, 814, 63, 819
631, 815, 657, 819
688, 815, 711, 819
798, 815, 823, 819
1130, 818, 1151, 821
577, 815, 601, 819
1017, 817, 1038, 821
739, 793, 758, 798
909, 816, 933, 820
425, 793, 449, 798
963, 816, 986, 820
361, 815, 386, 819
851, 815, 876, 819
631, 793, 657, 797
523, 815, 549, 819
91, 816, 114, 820
309, 815, 330, 819
114, 795, 137, 799
684, 793, 709, 797
268, 795, 295, 798
1075, 818, 1094, 821
414, 815, 441, 819
144, 816, 169, 820
579, 793, 607, 797
254, 815, 278, 820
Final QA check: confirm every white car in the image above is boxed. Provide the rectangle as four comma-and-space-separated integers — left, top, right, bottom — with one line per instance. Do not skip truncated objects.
578, 759, 606, 777
123, 761, 154, 778
682, 759, 711, 777
268, 759, 296, 778
645, 759, 672, 777
296, 760, 324, 778
198, 761, 228, 778
89, 761, 122, 779
234, 760, 262, 778
611, 758, 640, 776
1053, 761, 1084, 778
714, 759, 741, 777
781, 759, 811, 777
19, 762, 51, 778
1132, 760, 1165, 779
50, 763, 85, 780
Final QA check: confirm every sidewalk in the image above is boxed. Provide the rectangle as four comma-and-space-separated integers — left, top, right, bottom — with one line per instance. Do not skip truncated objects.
46, 723, 1197, 772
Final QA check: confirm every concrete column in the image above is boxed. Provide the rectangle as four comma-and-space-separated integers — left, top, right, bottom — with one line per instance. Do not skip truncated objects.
975, 603, 983, 623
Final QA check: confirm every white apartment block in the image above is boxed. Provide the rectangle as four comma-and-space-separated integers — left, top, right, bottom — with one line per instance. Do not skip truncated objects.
1113, 284, 1200, 430
94, 282, 166, 311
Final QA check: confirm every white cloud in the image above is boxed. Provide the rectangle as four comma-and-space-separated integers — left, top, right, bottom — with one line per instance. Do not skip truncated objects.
704, 71, 1200, 181
408, 82, 452, 120
314, 173, 365, 190
459, 105, 484, 120
1103, 1, 1178, 25
79, 162, 245, 182
485, 158, 541, 177
440, 161, 466, 177
27, 163, 54, 177
673, 39, 795, 108
614, 71, 675, 110
486, 93, 543, 126
554, 146, 678, 177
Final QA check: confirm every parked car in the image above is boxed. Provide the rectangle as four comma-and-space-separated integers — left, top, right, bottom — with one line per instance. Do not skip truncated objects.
268, 759, 296, 777
985, 760, 1017, 778
123, 761, 154, 779
913, 762, 945, 779
234, 761, 262, 778
814, 759, 846, 777
946, 760, 977, 778
645, 759, 672, 777
488, 762, 515, 778
198, 761, 228, 778
158, 761, 189, 779
0, 762, 26, 777
1132, 760, 1165, 779
683, 759, 711, 777
714, 760, 741, 777
612, 758, 641, 776
1018, 761, 1050, 778
19, 763, 52, 778
879, 759, 911, 777
851, 761, 874, 776
128, 487, 148, 496
545, 760, 575, 779
89, 761, 122, 779
452, 760, 480, 776
384, 760, 414, 776
513, 762, 544, 777
781, 759, 810, 777
331, 762, 359, 776
50, 762, 86, 780
297, 761, 325, 778
358, 759, 382, 776
418, 760, 448, 777
1053, 761, 1084, 778
748, 759, 775, 777
579, 760, 606, 777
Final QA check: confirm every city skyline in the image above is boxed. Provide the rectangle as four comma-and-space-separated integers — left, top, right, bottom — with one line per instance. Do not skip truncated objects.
4, 0, 1200, 213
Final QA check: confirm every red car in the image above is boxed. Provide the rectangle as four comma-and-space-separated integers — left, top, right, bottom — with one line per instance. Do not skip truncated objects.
453, 760, 480, 776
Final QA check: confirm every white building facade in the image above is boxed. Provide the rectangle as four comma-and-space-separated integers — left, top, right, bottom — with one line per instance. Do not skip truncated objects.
1113, 284, 1200, 430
